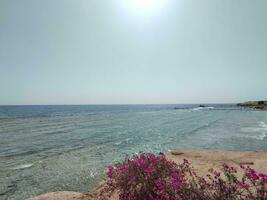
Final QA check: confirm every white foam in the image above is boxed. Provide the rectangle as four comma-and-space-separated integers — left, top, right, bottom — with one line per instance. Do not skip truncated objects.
11, 163, 33, 170
259, 121, 267, 128
192, 107, 214, 111
241, 121, 267, 140
89, 171, 97, 178
115, 141, 122, 145
255, 132, 266, 140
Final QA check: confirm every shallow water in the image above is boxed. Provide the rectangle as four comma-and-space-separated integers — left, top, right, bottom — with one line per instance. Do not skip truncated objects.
0, 104, 266, 200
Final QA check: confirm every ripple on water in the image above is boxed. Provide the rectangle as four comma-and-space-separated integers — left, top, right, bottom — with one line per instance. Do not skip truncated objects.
241, 121, 267, 140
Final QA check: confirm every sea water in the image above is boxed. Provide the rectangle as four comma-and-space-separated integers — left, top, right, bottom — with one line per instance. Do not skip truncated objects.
0, 104, 266, 200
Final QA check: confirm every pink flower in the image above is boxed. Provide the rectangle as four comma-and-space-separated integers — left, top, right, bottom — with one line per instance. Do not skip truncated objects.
102, 153, 267, 200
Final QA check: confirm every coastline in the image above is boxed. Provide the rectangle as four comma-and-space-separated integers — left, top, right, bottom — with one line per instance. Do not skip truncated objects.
237, 101, 267, 110
26, 150, 267, 200
3, 105, 266, 200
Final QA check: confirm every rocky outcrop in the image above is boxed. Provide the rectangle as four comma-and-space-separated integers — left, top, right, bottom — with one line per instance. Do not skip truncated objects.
237, 100, 267, 110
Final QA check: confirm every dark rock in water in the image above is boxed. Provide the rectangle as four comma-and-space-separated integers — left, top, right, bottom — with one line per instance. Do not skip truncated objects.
237, 101, 267, 110
199, 105, 205, 107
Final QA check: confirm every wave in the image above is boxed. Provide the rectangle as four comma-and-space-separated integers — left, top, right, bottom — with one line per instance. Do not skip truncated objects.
192, 107, 214, 111
43, 129, 72, 136
243, 132, 266, 140
159, 113, 203, 126
241, 121, 267, 140
259, 121, 267, 129
2, 147, 52, 158
184, 118, 222, 136
11, 163, 33, 170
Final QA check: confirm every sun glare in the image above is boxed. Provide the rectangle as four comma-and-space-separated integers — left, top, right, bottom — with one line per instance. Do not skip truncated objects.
134, 0, 155, 7
121, 0, 170, 17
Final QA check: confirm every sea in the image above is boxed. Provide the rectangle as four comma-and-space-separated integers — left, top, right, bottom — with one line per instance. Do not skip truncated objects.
0, 104, 267, 200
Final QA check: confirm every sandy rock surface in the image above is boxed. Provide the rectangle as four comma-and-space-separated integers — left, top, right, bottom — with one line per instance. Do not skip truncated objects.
167, 150, 267, 177
25, 151, 267, 200
25, 191, 84, 200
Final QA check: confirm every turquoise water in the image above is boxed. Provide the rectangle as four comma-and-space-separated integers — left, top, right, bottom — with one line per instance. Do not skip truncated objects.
0, 105, 267, 200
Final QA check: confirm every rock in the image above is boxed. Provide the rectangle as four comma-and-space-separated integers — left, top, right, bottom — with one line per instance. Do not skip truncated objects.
25, 151, 267, 200
171, 151, 184, 156
239, 161, 254, 165
237, 101, 267, 110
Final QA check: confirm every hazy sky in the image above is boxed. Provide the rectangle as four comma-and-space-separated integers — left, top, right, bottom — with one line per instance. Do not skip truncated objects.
0, 0, 266, 105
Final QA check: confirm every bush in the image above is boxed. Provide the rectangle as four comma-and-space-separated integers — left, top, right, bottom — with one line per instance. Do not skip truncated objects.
102, 153, 267, 200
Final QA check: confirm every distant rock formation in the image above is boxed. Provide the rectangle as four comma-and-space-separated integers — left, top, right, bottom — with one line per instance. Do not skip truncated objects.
237, 100, 267, 110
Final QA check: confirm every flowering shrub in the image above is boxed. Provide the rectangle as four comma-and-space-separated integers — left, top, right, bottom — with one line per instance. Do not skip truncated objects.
102, 153, 267, 200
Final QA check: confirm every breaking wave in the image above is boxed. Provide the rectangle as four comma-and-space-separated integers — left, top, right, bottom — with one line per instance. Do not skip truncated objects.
241, 121, 267, 140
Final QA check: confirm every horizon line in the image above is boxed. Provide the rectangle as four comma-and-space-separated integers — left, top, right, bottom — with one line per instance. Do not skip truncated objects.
0, 102, 240, 106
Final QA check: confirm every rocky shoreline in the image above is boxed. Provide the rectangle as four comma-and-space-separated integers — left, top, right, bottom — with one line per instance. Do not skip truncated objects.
25, 150, 267, 200
237, 100, 267, 110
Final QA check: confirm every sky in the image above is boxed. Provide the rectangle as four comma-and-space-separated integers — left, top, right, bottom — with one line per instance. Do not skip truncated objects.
0, 0, 266, 105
